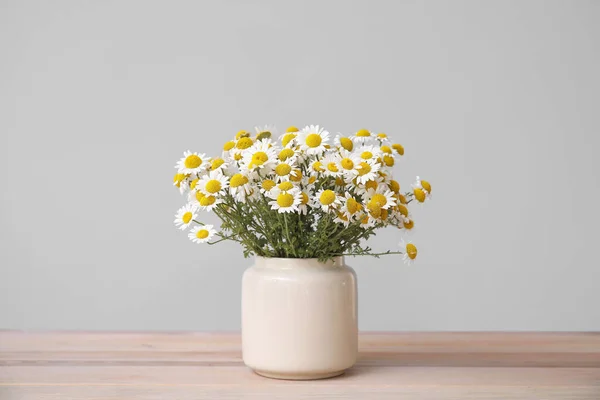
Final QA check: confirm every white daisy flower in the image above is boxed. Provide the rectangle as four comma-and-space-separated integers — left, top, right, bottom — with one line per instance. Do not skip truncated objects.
308, 159, 326, 176
374, 132, 392, 145
267, 181, 301, 198
276, 147, 299, 165
229, 172, 255, 202
197, 170, 229, 197
173, 203, 197, 230
354, 144, 382, 163
333, 212, 352, 227
272, 160, 301, 182
337, 149, 361, 179
259, 178, 278, 195
334, 134, 354, 152
399, 238, 418, 265
176, 151, 210, 174
254, 125, 277, 141
297, 125, 330, 155
358, 212, 376, 228
241, 139, 278, 172
298, 190, 311, 215
321, 152, 342, 178
188, 224, 217, 244
364, 187, 397, 210
314, 189, 342, 213
268, 188, 302, 213
352, 128, 376, 144
279, 130, 299, 148
354, 174, 385, 197
354, 159, 381, 185
188, 189, 223, 212
340, 192, 362, 220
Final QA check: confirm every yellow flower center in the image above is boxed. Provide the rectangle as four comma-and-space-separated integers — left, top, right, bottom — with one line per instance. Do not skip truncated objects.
340, 158, 354, 170
361, 151, 373, 159
398, 194, 407, 204
312, 161, 324, 172
223, 141, 235, 151
282, 133, 296, 147
403, 219, 414, 230
211, 158, 225, 170
346, 197, 359, 214
195, 191, 205, 202
250, 151, 269, 167
234, 153, 243, 161
380, 209, 389, 220
277, 193, 295, 208
205, 179, 222, 194
371, 193, 387, 208
196, 229, 210, 239
199, 195, 216, 206
365, 180, 378, 191
398, 204, 408, 217
236, 130, 250, 139
383, 155, 394, 167
327, 162, 339, 173
301, 192, 309, 204
414, 188, 426, 202
305, 133, 322, 148
406, 243, 417, 259
275, 163, 292, 176
421, 180, 431, 193
357, 162, 372, 176
368, 203, 382, 218
184, 155, 202, 169
377, 133, 387, 139
389, 180, 400, 193
286, 126, 299, 132
190, 178, 199, 190
279, 148, 295, 161
236, 137, 253, 149
340, 137, 353, 151
335, 177, 345, 186
256, 131, 271, 140
278, 181, 294, 191
261, 179, 276, 190
361, 215, 369, 224
290, 169, 302, 182
182, 212, 193, 224
319, 190, 336, 205
356, 129, 370, 137
392, 143, 404, 155
336, 212, 348, 222
308, 176, 317, 184
230, 173, 248, 188
380, 145, 392, 154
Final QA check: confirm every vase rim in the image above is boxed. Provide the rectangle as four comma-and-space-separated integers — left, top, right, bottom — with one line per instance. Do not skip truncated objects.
254, 256, 345, 268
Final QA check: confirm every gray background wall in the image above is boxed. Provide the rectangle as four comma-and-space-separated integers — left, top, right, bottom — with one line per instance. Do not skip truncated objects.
1, 0, 599, 331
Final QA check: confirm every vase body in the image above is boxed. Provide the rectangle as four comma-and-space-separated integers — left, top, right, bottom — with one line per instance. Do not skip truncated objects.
242, 256, 358, 380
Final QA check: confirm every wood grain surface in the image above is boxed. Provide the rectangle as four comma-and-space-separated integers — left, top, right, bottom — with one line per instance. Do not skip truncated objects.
0, 332, 599, 399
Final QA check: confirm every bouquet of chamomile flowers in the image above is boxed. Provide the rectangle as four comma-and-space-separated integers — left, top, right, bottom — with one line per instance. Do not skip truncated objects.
173, 125, 431, 263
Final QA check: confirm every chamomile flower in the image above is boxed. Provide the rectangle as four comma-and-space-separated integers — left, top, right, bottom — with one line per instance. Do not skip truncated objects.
259, 179, 277, 195
241, 139, 278, 172
399, 238, 418, 265
297, 125, 330, 155
254, 125, 277, 141
354, 175, 385, 197
174, 204, 197, 230
272, 160, 300, 182
315, 189, 342, 213
352, 128, 375, 144
337, 149, 361, 179
334, 212, 352, 227
229, 172, 254, 201
176, 151, 210, 174
298, 190, 311, 215
309, 159, 325, 176
321, 152, 342, 178
412, 176, 432, 202
268, 188, 302, 213
267, 181, 300, 198
188, 225, 217, 244
354, 159, 381, 185
334, 135, 354, 152
364, 187, 397, 210
197, 170, 229, 197
355, 144, 382, 163
340, 192, 362, 220
375, 132, 391, 144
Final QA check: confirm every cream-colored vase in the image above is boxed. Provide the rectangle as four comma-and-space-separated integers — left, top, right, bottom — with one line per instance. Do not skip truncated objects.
242, 256, 358, 380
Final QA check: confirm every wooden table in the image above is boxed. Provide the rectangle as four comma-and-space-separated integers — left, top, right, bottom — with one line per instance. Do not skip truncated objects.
1, 332, 599, 399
